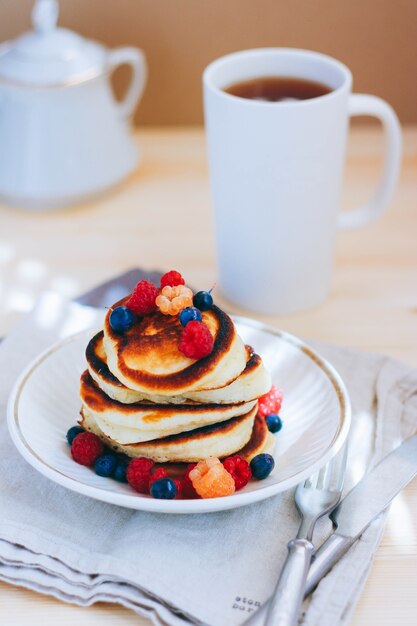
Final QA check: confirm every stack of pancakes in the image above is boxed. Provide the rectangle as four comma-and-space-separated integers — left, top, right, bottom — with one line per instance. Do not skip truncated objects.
79, 298, 274, 463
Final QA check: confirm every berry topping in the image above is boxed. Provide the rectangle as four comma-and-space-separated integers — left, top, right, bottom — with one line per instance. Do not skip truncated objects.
179, 320, 214, 359
181, 463, 199, 499
189, 457, 235, 498
160, 270, 185, 289
193, 291, 213, 311
266, 414, 283, 434
179, 306, 203, 326
113, 460, 129, 483
71, 432, 104, 466
149, 467, 168, 489
109, 306, 135, 334
66, 425, 84, 446
223, 455, 252, 490
95, 453, 117, 477
156, 285, 194, 316
258, 385, 283, 418
250, 453, 275, 480
173, 478, 184, 498
126, 280, 159, 315
126, 457, 155, 493
150, 477, 177, 499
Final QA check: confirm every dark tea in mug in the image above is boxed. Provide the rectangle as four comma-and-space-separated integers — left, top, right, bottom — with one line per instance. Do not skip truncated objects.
224, 76, 332, 102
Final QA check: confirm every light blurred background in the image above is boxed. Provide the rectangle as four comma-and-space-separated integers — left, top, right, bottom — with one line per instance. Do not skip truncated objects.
0, 0, 415, 335
1, 0, 416, 125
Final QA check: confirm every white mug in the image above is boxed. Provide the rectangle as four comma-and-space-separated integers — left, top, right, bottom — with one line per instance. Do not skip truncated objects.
203, 48, 402, 314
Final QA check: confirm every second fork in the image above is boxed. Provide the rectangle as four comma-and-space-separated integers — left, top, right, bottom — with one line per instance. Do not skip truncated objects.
265, 446, 348, 626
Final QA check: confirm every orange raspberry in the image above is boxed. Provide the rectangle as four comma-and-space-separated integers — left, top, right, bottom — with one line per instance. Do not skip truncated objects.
189, 457, 235, 498
155, 285, 193, 316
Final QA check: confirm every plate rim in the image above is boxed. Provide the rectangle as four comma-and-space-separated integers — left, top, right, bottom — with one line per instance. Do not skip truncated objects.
7, 318, 351, 514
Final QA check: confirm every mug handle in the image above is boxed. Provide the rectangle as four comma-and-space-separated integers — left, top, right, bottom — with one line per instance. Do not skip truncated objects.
108, 47, 147, 121
338, 94, 402, 229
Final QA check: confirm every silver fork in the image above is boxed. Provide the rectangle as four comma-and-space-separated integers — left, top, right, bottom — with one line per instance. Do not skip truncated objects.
265, 446, 348, 626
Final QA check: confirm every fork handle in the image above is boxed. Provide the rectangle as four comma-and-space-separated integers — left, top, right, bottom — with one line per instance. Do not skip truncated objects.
266, 538, 315, 626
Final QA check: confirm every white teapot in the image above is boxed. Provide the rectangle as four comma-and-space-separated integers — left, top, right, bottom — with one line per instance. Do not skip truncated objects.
0, 0, 147, 209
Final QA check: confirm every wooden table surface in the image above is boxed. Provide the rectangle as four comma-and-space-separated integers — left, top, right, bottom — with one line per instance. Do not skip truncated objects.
0, 125, 416, 625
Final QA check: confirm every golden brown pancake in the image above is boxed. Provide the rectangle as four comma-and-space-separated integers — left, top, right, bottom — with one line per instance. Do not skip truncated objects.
80, 370, 257, 442
87, 331, 271, 405
80, 404, 257, 463
159, 417, 275, 474
102, 299, 248, 395
236, 414, 275, 462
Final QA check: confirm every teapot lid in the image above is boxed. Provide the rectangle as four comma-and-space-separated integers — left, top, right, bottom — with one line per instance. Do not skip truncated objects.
0, 0, 107, 86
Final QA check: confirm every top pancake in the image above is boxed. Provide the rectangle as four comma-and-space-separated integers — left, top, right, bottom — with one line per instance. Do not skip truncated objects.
103, 299, 248, 396
87, 331, 271, 405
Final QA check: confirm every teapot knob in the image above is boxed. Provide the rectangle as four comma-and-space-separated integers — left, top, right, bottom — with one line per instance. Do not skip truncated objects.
32, 0, 59, 34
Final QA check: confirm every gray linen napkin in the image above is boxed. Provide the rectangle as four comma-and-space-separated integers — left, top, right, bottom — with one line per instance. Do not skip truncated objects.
0, 293, 416, 626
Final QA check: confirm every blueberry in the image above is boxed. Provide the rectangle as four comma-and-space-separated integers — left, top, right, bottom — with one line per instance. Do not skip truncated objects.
193, 291, 213, 311
109, 306, 135, 334
66, 425, 84, 446
179, 306, 203, 326
95, 453, 117, 477
250, 453, 275, 480
266, 414, 283, 434
150, 477, 177, 499
113, 461, 128, 482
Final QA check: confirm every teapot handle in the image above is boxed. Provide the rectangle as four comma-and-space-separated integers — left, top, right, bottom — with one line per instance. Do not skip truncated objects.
108, 47, 147, 120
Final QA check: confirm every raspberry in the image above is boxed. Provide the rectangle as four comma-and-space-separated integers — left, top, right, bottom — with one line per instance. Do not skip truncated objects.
223, 455, 252, 490
126, 280, 159, 315
258, 385, 283, 418
173, 478, 183, 498
148, 467, 168, 489
126, 457, 155, 493
189, 457, 235, 498
156, 285, 193, 316
71, 432, 104, 466
160, 270, 185, 289
181, 463, 199, 499
179, 321, 214, 359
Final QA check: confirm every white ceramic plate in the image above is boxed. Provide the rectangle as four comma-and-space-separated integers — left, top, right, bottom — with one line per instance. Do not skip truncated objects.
7, 318, 351, 514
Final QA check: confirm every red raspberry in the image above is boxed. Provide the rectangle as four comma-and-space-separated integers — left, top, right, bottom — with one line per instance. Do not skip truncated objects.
173, 478, 183, 498
181, 463, 199, 499
258, 385, 283, 418
126, 457, 155, 493
223, 455, 252, 490
179, 321, 214, 359
148, 467, 168, 489
126, 280, 159, 315
71, 432, 104, 466
160, 270, 185, 289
